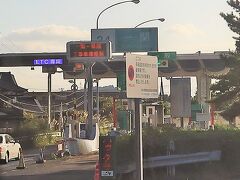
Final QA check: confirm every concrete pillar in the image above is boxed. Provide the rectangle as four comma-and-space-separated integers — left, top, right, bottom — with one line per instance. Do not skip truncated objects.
197, 72, 211, 113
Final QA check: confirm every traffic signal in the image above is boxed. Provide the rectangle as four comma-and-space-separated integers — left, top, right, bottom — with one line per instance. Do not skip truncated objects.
42, 66, 57, 74
74, 63, 84, 72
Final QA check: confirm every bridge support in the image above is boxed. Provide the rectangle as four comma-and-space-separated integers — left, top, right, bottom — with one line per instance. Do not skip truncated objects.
196, 72, 211, 113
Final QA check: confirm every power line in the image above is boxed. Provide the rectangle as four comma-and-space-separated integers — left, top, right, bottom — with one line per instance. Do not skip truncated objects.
0, 93, 86, 113
0, 96, 45, 114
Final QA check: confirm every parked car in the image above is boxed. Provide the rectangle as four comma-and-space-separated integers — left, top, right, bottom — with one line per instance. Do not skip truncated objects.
0, 134, 21, 164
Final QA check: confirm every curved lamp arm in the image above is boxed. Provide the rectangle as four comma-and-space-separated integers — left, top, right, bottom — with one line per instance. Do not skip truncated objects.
134, 18, 165, 28
96, 0, 140, 29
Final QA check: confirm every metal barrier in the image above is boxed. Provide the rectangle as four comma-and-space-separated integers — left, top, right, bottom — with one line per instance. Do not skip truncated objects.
144, 150, 221, 168
117, 150, 221, 174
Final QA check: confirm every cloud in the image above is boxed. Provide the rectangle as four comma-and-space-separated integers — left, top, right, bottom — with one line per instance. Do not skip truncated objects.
0, 25, 91, 52
166, 24, 205, 37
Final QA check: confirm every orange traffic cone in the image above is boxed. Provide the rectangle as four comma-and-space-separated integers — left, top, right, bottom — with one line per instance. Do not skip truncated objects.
16, 148, 26, 169
94, 161, 100, 180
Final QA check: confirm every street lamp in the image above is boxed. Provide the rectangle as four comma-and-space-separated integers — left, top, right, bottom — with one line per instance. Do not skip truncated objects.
93, 0, 140, 132
134, 17, 166, 180
134, 18, 165, 28
96, 0, 140, 29
134, 17, 166, 100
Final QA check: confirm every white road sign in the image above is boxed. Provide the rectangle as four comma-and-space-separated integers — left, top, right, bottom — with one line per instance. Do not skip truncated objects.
196, 113, 211, 122
101, 171, 114, 177
126, 53, 158, 98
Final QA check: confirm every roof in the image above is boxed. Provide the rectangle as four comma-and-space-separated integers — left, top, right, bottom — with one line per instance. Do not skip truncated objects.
0, 72, 27, 93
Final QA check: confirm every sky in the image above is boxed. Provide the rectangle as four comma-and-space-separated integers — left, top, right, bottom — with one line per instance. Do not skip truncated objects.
0, 0, 236, 95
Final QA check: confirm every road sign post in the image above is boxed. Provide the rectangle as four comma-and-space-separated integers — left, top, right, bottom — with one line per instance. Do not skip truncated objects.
126, 53, 158, 180
66, 41, 112, 138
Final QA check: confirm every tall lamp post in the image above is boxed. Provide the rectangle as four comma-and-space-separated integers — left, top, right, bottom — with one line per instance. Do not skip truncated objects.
96, 0, 140, 29
93, 0, 140, 132
135, 17, 165, 100
134, 17, 165, 180
134, 18, 165, 28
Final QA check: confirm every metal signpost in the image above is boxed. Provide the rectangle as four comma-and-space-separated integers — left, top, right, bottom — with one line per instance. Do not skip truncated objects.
40, 62, 60, 129
66, 41, 112, 138
91, 28, 158, 53
126, 53, 158, 180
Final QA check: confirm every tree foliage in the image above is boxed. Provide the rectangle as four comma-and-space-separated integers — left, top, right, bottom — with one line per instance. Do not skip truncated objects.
210, 0, 240, 121
220, 0, 240, 52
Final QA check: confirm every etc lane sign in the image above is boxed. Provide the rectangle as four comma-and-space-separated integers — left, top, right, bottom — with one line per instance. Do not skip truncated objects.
33, 58, 63, 65
126, 53, 158, 99
91, 28, 158, 53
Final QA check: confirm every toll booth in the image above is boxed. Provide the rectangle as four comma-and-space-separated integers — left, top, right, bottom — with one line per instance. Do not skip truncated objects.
191, 104, 203, 121
117, 110, 133, 131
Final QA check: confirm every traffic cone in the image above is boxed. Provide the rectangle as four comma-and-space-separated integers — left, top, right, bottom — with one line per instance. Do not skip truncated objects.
16, 148, 26, 169
36, 148, 46, 164
94, 161, 100, 180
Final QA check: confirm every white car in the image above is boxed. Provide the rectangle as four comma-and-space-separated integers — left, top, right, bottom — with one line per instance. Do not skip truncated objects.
0, 134, 21, 164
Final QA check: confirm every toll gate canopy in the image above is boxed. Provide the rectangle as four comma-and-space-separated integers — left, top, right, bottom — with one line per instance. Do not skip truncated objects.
0, 51, 228, 79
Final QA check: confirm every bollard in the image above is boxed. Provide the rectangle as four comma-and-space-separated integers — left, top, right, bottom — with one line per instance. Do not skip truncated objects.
16, 148, 26, 169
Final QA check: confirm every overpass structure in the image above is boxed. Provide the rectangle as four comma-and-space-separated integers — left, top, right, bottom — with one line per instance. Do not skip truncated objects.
0, 51, 229, 117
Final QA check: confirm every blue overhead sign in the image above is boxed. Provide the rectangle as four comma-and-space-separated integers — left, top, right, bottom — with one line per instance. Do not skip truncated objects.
91, 27, 158, 53
33, 58, 63, 65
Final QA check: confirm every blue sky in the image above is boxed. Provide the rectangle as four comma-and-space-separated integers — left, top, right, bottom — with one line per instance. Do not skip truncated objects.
0, 0, 236, 93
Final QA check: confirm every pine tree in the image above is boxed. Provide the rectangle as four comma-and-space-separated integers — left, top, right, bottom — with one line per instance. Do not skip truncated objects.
220, 0, 240, 52
210, 0, 240, 121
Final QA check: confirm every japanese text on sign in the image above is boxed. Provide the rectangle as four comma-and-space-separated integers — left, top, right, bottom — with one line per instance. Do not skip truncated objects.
126, 53, 158, 99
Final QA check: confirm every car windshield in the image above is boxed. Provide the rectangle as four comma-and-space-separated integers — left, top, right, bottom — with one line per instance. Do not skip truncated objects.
1, 1, 240, 180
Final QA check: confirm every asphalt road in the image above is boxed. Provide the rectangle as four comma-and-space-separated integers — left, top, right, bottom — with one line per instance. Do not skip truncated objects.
0, 149, 98, 180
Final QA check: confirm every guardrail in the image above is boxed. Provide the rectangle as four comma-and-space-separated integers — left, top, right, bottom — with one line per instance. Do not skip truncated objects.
144, 150, 221, 168
117, 150, 221, 174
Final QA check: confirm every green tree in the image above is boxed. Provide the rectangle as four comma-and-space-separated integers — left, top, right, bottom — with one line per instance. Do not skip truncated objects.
210, 0, 240, 121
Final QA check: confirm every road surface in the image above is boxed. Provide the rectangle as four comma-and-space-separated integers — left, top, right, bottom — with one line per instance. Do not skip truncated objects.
0, 149, 98, 180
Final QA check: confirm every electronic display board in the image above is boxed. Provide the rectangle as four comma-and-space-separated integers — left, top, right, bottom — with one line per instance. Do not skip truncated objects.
66, 41, 111, 63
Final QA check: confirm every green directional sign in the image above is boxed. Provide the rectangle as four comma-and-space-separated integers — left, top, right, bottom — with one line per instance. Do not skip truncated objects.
148, 51, 176, 66
91, 28, 158, 53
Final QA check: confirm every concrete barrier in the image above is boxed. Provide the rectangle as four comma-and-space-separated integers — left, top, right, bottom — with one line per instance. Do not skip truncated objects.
77, 123, 99, 155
